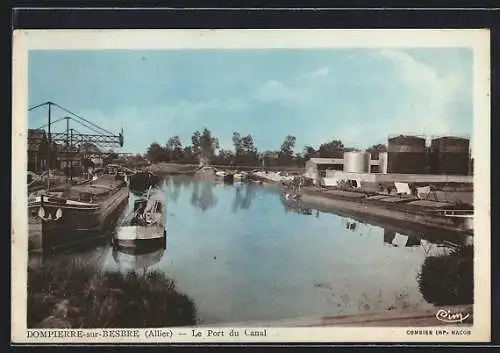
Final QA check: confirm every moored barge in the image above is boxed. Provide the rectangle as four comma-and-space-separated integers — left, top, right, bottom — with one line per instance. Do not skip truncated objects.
28, 174, 129, 252
128, 169, 161, 193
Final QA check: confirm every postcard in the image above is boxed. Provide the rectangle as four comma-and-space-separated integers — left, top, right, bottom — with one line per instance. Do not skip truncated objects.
12, 28, 490, 344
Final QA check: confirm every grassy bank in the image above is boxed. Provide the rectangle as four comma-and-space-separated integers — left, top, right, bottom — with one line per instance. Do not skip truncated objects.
27, 260, 198, 328
147, 162, 199, 176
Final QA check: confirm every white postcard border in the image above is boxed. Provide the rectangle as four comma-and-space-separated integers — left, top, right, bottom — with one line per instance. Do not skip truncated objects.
12, 29, 491, 344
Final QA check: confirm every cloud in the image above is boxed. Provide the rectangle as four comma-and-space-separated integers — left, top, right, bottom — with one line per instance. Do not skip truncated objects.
253, 77, 316, 108
376, 50, 470, 140
29, 49, 472, 155
307, 67, 330, 78
75, 97, 253, 153
268, 50, 472, 151
253, 80, 298, 103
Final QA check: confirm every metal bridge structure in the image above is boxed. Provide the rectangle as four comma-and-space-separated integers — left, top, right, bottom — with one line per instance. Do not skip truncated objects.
28, 101, 125, 177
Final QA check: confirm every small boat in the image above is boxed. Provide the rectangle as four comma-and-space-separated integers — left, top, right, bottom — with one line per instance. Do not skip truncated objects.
215, 170, 234, 182
194, 166, 217, 179
113, 187, 167, 250
441, 210, 474, 231
233, 171, 249, 181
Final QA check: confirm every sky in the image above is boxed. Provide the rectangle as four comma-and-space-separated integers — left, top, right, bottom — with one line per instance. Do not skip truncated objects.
28, 48, 473, 155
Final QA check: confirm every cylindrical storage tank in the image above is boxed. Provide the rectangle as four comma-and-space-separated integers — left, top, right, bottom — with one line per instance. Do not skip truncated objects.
378, 152, 388, 174
387, 135, 427, 174
429, 136, 470, 175
343, 151, 371, 173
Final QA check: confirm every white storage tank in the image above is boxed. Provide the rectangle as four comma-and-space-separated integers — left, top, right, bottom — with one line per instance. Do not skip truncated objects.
343, 151, 371, 173
378, 152, 388, 174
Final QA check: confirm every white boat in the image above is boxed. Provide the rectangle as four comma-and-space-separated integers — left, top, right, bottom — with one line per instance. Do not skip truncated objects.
233, 171, 249, 181
113, 187, 167, 250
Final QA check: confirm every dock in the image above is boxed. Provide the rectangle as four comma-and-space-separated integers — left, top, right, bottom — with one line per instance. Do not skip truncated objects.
250, 172, 473, 235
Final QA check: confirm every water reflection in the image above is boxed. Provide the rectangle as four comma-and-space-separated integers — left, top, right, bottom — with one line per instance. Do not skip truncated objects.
190, 180, 218, 212
112, 247, 165, 273
163, 176, 194, 204
232, 183, 257, 213
29, 238, 111, 269
280, 194, 314, 215
169, 176, 184, 203
30, 175, 474, 325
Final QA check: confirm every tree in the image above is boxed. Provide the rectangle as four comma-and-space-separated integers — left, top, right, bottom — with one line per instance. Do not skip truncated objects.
192, 128, 219, 166
215, 149, 234, 165
280, 135, 296, 155
232, 132, 244, 155
303, 145, 318, 161
107, 149, 119, 160
191, 130, 201, 151
166, 136, 183, 161
232, 132, 244, 165
262, 151, 277, 168
295, 152, 305, 167
366, 144, 387, 160
318, 139, 344, 158
241, 135, 258, 166
182, 146, 196, 164
146, 142, 165, 163
279, 135, 296, 165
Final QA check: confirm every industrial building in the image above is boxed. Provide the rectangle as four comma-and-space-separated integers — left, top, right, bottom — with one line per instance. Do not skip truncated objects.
304, 135, 472, 185
27, 129, 48, 173
428, 136, 470, 176
304, 158, 343, 179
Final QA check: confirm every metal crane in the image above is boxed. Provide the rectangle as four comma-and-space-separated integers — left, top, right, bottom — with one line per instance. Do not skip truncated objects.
28, 101, 124, 178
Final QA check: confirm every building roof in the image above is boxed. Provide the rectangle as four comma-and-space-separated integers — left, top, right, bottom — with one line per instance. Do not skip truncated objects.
80, 142, 102, 154
27, 129, 47, 152
308, 158, 344, 165
28, 129, 46, 137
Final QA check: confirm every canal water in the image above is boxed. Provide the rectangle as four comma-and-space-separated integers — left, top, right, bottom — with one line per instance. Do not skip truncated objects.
29, 175, 473, 325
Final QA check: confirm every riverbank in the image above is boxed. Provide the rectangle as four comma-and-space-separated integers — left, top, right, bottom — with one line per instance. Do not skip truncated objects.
251, 172, 473, 236
27, 260, 198, 328
146, 162, 303, 175
146, 162, 199, 176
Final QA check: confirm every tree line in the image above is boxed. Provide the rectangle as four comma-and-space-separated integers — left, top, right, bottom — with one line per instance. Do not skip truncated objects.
145, 128, 387, 167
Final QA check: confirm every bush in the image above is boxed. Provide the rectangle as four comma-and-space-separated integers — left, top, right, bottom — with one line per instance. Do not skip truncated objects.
417, 245, 473, 306
27, 260, 198, 328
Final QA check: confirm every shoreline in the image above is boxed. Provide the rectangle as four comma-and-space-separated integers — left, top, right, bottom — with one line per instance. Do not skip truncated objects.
298, 192, 471, 239
144, 162, 473, 238
106, 162, 474, 237
249, 173, 473, 238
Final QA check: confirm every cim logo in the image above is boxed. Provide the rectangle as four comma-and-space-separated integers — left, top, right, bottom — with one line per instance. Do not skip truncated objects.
435, 309, 471, 324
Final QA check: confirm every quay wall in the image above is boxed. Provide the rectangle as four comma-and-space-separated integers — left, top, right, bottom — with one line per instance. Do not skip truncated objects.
251, 172, 472, 235
324, 171, 473, 184
299, 192, 471, 235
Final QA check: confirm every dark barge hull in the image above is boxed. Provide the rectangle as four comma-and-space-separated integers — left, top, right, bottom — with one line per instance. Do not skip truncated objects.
128, 172, 161, 192
28, 187, 129, 252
